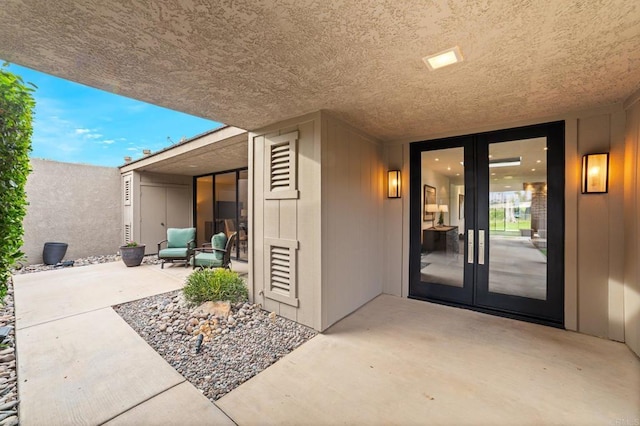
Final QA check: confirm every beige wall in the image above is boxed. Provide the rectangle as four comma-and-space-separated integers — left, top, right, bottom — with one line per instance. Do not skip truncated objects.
122, 171, 192, 254
250, 112, 323, 330
623, 97, 640, 357
321, 113, 384, 329
250, 111, 384, 331
22, 159, 121, 263
383, 105, 630, 343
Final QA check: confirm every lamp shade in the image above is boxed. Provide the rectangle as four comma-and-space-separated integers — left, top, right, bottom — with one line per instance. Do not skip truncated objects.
426, 204, 439, 213
438, 205, 449, 213
582, 153, 609, 194
388, 170, 401, 198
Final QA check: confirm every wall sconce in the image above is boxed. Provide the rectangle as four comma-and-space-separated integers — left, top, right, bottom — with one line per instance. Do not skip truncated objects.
582, 153, 609, 194
388, 170, 401, 198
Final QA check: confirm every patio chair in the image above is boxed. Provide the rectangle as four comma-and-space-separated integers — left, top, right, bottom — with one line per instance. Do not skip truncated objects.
157, 227, 196, 269
192, 232, 237, 270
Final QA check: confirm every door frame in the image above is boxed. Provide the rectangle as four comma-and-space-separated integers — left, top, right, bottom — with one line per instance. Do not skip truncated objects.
409, 121, 565, 328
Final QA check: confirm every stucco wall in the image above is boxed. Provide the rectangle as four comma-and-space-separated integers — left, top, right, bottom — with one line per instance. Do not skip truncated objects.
383, 104, 629, 343
22, 159, 121, 264
623, 97, 640, 357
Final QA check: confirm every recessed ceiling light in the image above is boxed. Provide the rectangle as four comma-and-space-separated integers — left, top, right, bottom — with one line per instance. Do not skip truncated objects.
531, 168, 536, 171
188, 165, 198, 168
536, 160, 541, 163
544, 147, 548, 151
423, 46, 464, 71
491, 172, 496, 176
447, 166, 451, 171
435, 158, 440, 161
505, 185, 512, 189
456, 173, 460, 176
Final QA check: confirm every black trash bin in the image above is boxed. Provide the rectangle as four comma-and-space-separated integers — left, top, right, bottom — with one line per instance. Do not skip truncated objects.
43, 242, 68, 265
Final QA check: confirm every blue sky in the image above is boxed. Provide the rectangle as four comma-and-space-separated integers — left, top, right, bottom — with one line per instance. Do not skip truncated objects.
4, 62, 223, 167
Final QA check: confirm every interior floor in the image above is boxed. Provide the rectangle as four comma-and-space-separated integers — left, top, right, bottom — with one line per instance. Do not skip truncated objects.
421, 235, 546, 299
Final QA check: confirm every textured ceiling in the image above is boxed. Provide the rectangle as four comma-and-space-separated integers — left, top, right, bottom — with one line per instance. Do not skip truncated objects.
1, 0, 639, 142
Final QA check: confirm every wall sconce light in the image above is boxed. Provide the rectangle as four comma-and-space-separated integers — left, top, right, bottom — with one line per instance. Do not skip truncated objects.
388, 170, 401, 198
582, 153, 609, 194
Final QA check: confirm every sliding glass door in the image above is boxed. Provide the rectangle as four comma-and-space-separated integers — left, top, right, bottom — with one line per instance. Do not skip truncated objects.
409, 122, 564, 326
194, 168, 248, 262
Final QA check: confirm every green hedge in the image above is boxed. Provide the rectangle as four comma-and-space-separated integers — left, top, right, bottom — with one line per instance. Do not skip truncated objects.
0, 65, 35, 297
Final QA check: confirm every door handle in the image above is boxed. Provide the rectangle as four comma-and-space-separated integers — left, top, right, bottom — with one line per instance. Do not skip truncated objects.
478, 230, 485, 265
467, 229, 474, 264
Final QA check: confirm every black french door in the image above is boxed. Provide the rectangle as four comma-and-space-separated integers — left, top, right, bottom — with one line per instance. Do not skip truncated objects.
409, 122, 564, 326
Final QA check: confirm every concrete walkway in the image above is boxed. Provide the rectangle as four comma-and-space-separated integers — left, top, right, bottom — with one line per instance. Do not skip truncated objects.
13, 262, 640, 425
14, 262, 235, 426
219, 296, 640, 425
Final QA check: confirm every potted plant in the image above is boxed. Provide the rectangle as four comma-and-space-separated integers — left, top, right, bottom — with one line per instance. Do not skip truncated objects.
119, 242, 146, 267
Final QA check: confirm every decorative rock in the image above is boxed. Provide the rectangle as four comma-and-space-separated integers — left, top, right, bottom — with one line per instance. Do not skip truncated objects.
166, 327, 174, 334
195, 301, 231, 319
158, 324, 167, 332
268, 312, 277, 321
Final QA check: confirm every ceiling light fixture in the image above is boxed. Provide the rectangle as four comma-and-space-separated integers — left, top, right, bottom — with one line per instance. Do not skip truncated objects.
423, 46, 464, 71
489, 157, 521, 168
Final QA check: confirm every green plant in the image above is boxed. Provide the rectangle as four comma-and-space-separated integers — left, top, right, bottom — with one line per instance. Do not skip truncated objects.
0, 64, 35, 298
124, 241, 139, 247
183, 268, 248, 305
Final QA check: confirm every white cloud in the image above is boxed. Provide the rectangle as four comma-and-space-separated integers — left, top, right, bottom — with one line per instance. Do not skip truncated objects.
102, 139, 115, 145
85, 133, 103, 139
75, 128, 90, 134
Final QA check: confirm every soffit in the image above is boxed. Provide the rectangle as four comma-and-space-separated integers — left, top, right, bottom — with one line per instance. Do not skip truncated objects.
1, 1, 639, 142
124, 132, 248, 177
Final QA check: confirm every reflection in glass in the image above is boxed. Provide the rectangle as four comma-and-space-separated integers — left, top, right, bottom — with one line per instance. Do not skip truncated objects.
420, 148, 464, 287
488, 138, 547, 300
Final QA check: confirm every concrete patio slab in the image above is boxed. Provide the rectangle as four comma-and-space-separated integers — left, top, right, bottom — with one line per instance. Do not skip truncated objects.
13, 262, 190, 329
105, 381, 235, 426
17, 308, 187, 425
218, 295, 640, 425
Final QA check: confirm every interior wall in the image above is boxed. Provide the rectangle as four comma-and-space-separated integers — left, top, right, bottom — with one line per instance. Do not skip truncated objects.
385, 105, 628, 342
321, 113, 384, 329
22, 159, 121, 263
421, 161, 451, 230
623, 98, 640, 357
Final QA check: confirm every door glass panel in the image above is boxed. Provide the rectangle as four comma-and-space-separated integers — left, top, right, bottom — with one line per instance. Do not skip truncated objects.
420, 148, 465, 287
215, 172, 238, 258
488, 138, 547, 300
238, 170, 248, 261
195, 175, 213, 247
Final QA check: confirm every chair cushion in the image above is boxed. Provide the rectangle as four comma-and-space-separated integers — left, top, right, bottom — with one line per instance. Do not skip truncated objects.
193, 252, 223, 268
167, 228, 196, 248
159, 248, 188, 259
211, 232, 227, 261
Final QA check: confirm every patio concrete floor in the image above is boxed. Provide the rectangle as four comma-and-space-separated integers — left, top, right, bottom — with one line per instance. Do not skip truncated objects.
13, 261, 640, 425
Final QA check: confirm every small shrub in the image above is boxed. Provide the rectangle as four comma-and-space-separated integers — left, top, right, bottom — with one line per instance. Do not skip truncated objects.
124, 241, 139, 247
183, 268, 248, 305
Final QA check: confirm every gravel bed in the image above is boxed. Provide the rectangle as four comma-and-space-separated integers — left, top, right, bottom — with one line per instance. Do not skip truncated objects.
0, 280, 19, 426
114, 290, 317, 401
11, 254, 160, 275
